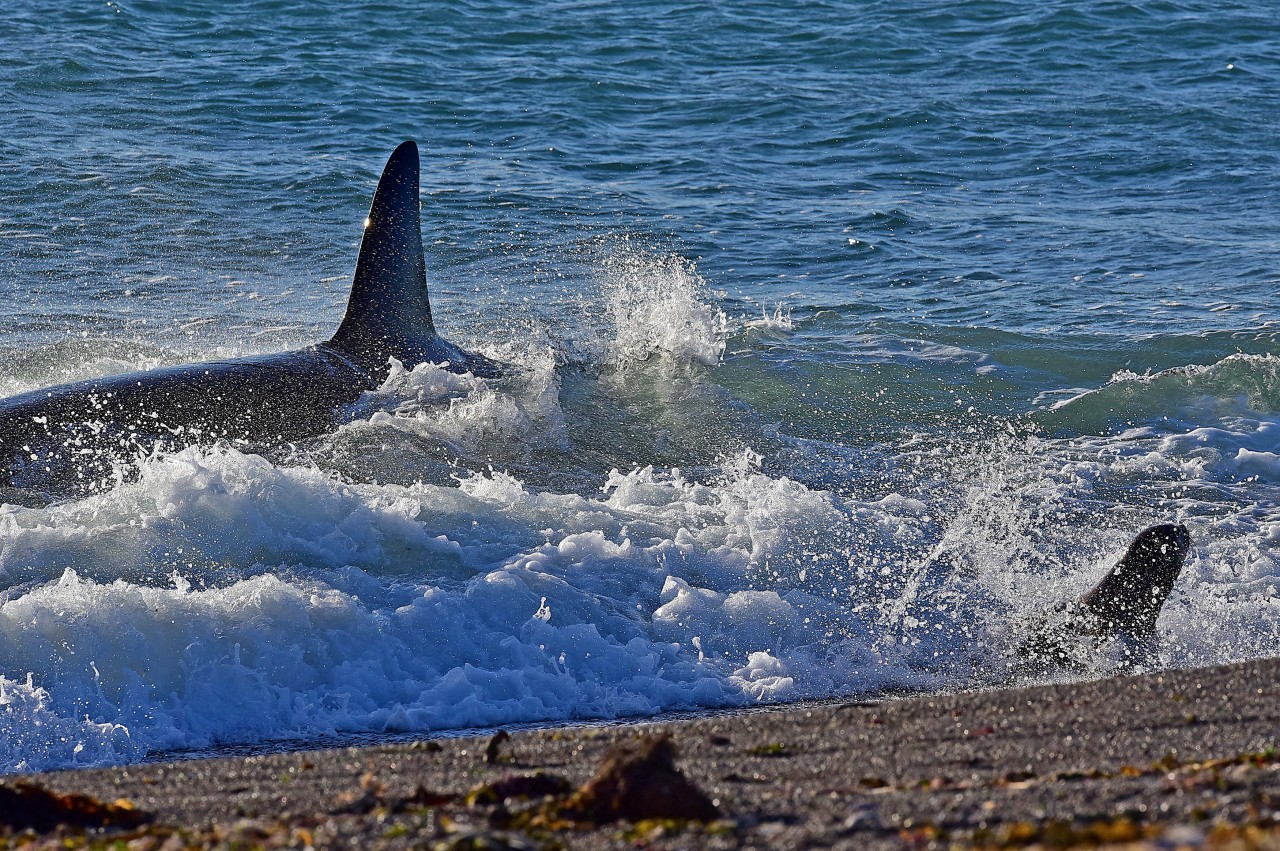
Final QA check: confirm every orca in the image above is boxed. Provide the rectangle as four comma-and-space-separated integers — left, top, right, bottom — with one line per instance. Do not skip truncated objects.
0, 141, 502, 494
1018, 523, 1191, 668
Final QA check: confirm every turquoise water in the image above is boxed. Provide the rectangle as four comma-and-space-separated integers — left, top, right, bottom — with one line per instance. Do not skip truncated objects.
0, 1, 1277, 770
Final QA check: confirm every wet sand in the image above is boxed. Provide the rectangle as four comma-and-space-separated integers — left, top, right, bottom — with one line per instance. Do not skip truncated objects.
12, 656, 1280, 849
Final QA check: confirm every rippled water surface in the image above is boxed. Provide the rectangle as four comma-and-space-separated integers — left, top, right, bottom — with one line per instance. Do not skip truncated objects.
0, 0, 1277, 770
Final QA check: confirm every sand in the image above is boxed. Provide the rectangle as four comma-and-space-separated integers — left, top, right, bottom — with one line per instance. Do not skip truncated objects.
8, 656, 1280, 849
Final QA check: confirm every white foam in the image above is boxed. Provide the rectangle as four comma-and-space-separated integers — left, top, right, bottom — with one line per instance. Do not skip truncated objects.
903, 408, 1280, 683
3, 384, 1276, 772
3, 327, 1278, 774
342, 350, 567, 457
0, 446, 938, 771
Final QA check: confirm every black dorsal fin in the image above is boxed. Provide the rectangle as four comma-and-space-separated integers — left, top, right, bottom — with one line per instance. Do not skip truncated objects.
330, 141, 437, 367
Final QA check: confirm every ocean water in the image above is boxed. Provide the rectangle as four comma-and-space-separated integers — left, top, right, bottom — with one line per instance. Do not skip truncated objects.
0, 0, 1278, 771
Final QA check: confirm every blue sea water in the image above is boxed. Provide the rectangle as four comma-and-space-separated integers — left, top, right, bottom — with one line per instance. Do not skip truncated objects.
0, 0, 1277, 771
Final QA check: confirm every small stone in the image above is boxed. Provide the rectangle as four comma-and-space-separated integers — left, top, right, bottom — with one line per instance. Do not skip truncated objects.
485, 730, 512, 765
560, 734, 721, 824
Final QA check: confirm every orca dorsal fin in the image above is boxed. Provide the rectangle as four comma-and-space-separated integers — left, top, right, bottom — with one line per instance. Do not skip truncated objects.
330, 140, 437, 368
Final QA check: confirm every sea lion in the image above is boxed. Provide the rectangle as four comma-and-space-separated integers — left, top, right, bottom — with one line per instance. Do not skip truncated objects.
1018, 523, 1191, 668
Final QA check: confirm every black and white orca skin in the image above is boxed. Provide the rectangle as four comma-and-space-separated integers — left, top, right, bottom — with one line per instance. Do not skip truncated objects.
1019, 523, 1192, 668
0, 141, 501, 491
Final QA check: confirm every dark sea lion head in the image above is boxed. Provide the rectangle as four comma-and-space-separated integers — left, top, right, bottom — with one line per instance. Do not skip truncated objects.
1079, 522, 1191, 637
1125, 522, 1191, 568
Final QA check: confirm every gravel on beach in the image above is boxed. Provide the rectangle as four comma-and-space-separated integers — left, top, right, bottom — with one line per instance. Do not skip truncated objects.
7, 656, 1280, 849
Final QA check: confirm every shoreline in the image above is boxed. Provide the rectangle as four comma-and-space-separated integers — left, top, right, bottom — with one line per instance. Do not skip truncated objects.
12, 657, 1280, 848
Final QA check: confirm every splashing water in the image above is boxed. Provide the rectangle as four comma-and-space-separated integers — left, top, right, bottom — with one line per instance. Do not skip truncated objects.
600, 250, 728, 368
2, 0, 1279, 772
